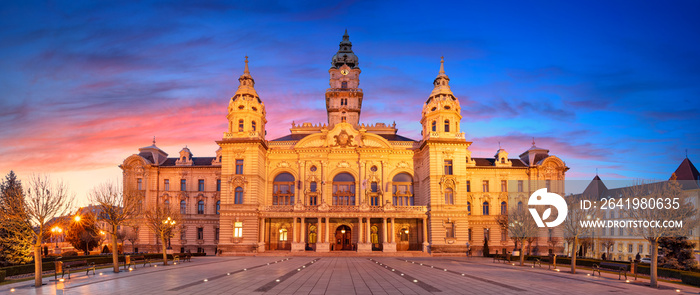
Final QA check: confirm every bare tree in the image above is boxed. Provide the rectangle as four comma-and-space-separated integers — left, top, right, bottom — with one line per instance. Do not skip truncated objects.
89, 182, 140, 273
622, 180, 698, 288
126, 226, 139, 252
497, 205, 539, 266
547, 236, 560, 254
116, 228, 128, 253
9, 175, 74, 287
560, 193, 599, 274
144, 204, 181, 265
600, 238, 614, 260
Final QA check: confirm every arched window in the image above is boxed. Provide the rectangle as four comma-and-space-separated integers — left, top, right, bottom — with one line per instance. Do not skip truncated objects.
341, 81, 347, 89
234, 187, 243, 204
483, 201, 489, 215
431, 121, 436, 132
333, 173, 355, 206
252, 121, 256, 131
392, 173, 414, 206
197, 200, 204, 214
501, 201, 507, 215
180, 200, 186, 214
444, 120, 450, 132
164, 200, 170, 207
517, 201, 523, 211
444, 188, 454, 205
370, 181, 379, 206
216, 200, 221, 214
238, 120, 244, 132
273, 173, 295, 206
467, 202, 471, 215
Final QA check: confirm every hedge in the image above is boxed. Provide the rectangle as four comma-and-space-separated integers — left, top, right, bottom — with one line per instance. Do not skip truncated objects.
0, 270, 5, 283
1, 252, 205, 278
682, 271, 700, 287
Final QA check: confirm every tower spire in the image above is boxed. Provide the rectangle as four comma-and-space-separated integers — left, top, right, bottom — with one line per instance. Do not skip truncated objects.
439, 56, 445, 75
244, 55, 250, 75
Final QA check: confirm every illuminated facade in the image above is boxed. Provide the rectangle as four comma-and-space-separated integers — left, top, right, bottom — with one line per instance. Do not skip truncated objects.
120, 32, 569, 255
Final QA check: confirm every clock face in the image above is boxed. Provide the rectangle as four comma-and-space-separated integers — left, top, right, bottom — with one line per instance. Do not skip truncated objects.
340, 69, 349, 75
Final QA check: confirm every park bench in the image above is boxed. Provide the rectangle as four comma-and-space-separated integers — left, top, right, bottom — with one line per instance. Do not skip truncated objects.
55, 260, 95, 279
592, 262, 629, 280
492, 253, 511, 264
124, 255, 152, 270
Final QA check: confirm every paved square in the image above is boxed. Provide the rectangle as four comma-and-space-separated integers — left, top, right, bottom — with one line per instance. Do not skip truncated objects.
2, 256, 697, 294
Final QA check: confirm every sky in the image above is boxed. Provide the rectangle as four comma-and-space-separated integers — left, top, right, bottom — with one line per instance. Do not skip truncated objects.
1, 0, 699, 206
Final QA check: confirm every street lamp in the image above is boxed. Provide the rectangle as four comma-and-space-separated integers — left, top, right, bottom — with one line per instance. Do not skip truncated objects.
51, 226, 62, 248
74, 215, 81, 222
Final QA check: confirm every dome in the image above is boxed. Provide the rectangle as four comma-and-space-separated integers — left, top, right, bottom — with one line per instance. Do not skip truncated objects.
331, 30, 359, 68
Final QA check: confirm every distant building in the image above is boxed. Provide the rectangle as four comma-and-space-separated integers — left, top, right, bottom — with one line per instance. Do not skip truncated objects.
574, 158, 700, 261
120, 32, 569, 255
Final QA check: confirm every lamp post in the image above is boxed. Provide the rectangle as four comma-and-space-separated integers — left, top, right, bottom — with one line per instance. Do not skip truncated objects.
163, 217, 176, 250
51, 226, 62, 248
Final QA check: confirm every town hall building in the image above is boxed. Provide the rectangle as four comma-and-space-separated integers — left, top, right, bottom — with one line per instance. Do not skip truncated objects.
120, 31, 569, 255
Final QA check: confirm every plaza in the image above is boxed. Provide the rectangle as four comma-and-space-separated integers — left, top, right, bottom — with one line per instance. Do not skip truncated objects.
2, 256, 696, 294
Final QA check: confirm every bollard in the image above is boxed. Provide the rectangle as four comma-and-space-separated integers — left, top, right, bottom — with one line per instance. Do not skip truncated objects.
54, 261, 63, 279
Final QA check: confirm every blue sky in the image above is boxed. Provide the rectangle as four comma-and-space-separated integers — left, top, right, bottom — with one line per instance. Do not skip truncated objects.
1, 0, 698, 204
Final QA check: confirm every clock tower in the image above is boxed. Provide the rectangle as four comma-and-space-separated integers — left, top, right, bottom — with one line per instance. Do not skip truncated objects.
326, 30, 363, 127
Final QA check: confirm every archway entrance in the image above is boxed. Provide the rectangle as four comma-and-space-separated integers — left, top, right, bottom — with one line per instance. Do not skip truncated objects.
334, 225, 352, 251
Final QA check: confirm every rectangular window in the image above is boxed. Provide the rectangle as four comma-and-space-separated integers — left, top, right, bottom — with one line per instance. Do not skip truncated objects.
446, 223, 455, 238
619, 227, 624, 236
483, 228, 490, 242
628, 244, 633, 253
215, 228, 220, 241
501, 180, 507, 192
482, 180, 489, 192
234, 222, 243, 238
235, 159, 244, 174
216, 179, 221, 192
444, 160, 453, 175
466, 181, 471, 192
180, 179, 186, 191
371, 182, 377, 193
310, 182, 317, 192
501, 228, 507, 242
638, 244, 643, 254
198, 179, 205, 192
517, 180, 523, 192
164, 179, 170, 191
137, 178, 143, 190
468, 228, 472, 242
197, 227, 204, 240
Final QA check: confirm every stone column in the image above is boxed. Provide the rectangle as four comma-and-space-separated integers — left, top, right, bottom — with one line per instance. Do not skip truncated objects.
366, 216, 371, 243
358, 217, 363, 243
382, 218, 388, 243
390, 218, 395, 243
292, 217, 297, 243
316, 216, 330, 253
259, 217, 265, 243
301, 217, 306, 245
382, 217, 396, 252
326, 216, 330, 242
422, 217, 429, 252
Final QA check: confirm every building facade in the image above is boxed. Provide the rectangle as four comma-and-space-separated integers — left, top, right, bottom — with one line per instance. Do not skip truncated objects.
120, 32, 569, 255
572, 158, 700, 261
